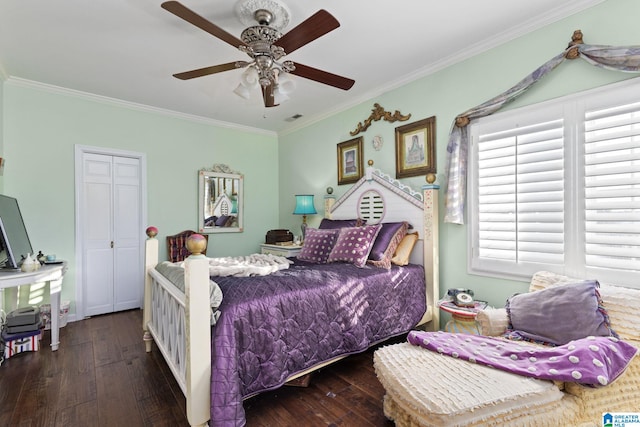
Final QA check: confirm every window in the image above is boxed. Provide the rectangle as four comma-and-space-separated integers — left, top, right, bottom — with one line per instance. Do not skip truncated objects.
469, 78, 640, 288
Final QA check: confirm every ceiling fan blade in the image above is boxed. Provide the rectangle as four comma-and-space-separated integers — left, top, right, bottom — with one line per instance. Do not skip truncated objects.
162, 1, 247, 49
289, 63, 355, 90
173, 62, 239, 80
276, 10, 340, 55
262, 85, 277, 108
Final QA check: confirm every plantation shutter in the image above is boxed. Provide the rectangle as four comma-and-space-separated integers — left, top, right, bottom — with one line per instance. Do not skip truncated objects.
476, 119, 565, 267
584, 101, 640, 273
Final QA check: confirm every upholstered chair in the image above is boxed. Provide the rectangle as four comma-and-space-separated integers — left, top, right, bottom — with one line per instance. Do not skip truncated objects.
166, 230, 208, 262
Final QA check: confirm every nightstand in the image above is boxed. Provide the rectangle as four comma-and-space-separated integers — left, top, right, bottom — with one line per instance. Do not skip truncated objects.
438, 300, 487, 335
260, 243, 303, 257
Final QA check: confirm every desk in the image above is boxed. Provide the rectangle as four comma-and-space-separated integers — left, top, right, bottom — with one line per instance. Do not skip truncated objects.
0, 263, 67, 351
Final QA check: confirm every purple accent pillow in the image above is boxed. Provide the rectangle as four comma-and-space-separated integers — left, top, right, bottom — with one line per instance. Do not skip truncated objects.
327, 224, 382, 268
297, 228, 339, 264
368, 222, 409, 269
505, 280, 617, 346
318, 218, 364, 229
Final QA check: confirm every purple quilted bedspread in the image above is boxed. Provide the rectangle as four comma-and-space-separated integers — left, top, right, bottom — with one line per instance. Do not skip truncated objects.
210, 258, 426, 426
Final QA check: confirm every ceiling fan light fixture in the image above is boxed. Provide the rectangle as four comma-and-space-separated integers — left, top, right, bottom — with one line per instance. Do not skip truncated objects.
259, 77, 272, 87
255, 55, 273, 70
277, 73, 295, 94
233, 83, 252, 99
240, 66, 259, 87
163, 1, 354, 108
272, 86, 289, 104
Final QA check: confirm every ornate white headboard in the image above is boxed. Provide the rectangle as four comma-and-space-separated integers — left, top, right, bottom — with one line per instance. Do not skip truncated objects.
329, 167, 425, 265
327, 166, 440, 330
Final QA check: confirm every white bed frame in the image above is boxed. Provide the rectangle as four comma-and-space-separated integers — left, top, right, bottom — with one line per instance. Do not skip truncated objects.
142, 166, 440, 427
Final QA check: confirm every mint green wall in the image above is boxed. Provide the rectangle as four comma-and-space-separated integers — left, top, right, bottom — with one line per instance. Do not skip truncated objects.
278, 0, 640, 310
2, 83, 279, 313
2, 0, 638, 322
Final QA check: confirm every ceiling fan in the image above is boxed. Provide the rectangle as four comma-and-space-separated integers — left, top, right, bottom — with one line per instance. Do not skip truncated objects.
161, 1, 355, 107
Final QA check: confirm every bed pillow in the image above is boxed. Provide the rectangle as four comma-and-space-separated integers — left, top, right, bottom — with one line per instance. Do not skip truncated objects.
318, 218, 364, 229
327, 224, 382, 268
504, 280, 617, 346
391, 232, 419, 266
368, 222, 409, 269
297, 228, 339, 264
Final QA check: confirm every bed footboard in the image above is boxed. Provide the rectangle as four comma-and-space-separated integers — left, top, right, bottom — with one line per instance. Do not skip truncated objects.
146, 266, 188, 387
143, 233, 158, 353
142, 229, 211, 427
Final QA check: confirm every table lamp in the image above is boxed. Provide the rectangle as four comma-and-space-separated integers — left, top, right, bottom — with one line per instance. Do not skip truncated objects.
293, 194, 317, 241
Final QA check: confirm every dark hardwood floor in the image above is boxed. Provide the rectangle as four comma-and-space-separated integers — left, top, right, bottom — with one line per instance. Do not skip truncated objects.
0, 309, 398, 426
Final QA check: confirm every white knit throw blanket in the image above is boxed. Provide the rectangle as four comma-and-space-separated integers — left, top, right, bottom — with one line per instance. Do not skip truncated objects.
206, 253, 292, 277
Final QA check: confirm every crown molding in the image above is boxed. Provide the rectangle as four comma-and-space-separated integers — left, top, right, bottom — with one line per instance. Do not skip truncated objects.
5, 77, 277, 137
279, 0, 605, 136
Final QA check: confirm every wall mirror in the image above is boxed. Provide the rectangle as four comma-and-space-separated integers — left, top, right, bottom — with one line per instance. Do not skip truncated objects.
198, 165, 243, 233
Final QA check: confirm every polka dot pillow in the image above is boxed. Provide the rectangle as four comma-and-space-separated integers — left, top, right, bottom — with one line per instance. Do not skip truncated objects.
327, 224, 382, 268
297, 228, 339, 264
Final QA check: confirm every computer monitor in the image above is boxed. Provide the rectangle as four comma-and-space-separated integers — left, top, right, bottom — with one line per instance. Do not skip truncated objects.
0, 194, 34, 270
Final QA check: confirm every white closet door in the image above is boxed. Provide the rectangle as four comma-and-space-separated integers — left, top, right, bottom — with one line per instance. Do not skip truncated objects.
83, 153, 115, 316
82, 152, 142, 316
113, 157, 142, 311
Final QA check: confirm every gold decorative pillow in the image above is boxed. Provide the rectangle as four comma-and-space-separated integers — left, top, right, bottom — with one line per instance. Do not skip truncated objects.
391, 232, 418, 266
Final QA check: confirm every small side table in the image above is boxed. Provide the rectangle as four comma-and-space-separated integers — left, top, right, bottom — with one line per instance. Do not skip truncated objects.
260, 243, 303, 257
438, 301, 487, 335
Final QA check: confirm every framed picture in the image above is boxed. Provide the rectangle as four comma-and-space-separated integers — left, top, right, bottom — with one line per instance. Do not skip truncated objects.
337, 136, 364, 185
395, 116, 436, 179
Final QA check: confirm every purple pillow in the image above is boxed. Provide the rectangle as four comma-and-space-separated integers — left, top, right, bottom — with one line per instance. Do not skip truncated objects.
297, 228, 339, 264
505, 280, 617, 346
318, 218, 364, 229
327, 224, 382, 268
368, 222, 409, 269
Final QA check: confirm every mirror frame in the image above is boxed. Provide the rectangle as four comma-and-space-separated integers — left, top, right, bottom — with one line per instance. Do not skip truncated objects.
198, 168, 244, 234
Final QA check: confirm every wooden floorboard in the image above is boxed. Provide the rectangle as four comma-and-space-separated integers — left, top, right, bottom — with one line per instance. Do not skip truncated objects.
0, 309, 398, 426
